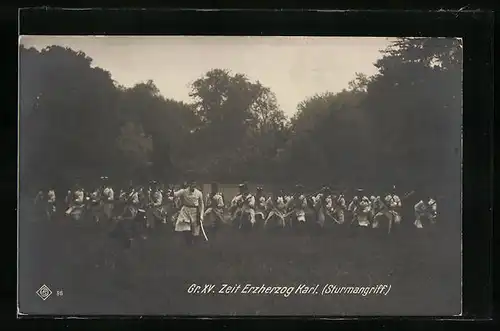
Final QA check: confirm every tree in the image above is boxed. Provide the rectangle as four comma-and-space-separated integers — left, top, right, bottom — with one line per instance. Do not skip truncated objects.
19, 38, 461, 193
187, 69, 287, 181
19, 45, 122, 188
362, 37, 462, 191
117, 80, 199, 181
116, 121, 153, 178
280, 37, 461, 191
283, 89, 368, 186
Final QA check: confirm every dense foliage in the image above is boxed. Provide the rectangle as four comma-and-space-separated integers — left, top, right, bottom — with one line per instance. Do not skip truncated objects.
19, 38, 462, 195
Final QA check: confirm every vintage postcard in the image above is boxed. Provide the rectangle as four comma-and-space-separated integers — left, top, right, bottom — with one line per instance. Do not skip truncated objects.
18, 35, 462, 316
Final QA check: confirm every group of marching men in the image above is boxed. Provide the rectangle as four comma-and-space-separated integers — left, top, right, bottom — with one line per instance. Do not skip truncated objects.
33, 177, 438, 242
225, 183, 437, 233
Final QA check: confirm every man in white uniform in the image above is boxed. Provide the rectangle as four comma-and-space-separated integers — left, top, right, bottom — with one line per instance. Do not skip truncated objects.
173, 178, 205, 245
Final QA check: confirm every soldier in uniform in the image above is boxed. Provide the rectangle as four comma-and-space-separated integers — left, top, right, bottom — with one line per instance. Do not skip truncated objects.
101, 176, 114, 221
315, 186, 334, 228
88, 185, 102, 223
356, 195, 372, 228
414, 197, 437, 229
173, 178, 205, 245
111, 186, 139, 249
285, 184, 308, 230
254, 186, 267, 227
385, 185, 403, 225
334, 191, 347, 224
369, 196, 377, 220
127, 186, 140, 220
203, 182, 225, 238
118, 188, 127, 202
372, 195, 395, 233
329, 193, 343, 226
230, 183, 256, 230
145, 181, 165, 231
264, 190, 287, 230
65, 184, 86, 221
348, 193, 361, 225
46, 188, 57, 221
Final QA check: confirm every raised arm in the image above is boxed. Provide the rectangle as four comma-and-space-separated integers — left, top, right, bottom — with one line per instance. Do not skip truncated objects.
173, 188, 185, 198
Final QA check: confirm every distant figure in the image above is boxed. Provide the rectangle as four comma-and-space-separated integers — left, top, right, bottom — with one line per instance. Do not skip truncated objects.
315, 186, 335, 228
230, 183, 255, 230
264, 191, 286, 229
385, 185, 402, 225
372, 195, 394, 233
203, 182, 225, 238
285, 184, 308, 229
334, 192, 347, 224
65, 185, 85, 221
414, 198, 437, 229
38, 188, 56, 221
254, 186, 267, 226
101, 176, 114, 221
357, 196, 372, 227
88, 185, 102, 223
146, 181, 166, 230
348, 195, 360, 224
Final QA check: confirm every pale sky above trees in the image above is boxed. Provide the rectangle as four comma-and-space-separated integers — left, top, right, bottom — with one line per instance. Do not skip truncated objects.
20, 36, 394, 117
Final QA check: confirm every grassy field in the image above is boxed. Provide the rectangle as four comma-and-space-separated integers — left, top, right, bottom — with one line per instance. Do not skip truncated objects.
18, 206, 462, 316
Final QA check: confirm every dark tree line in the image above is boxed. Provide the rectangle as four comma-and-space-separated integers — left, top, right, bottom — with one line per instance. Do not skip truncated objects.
19, 38, 462, 196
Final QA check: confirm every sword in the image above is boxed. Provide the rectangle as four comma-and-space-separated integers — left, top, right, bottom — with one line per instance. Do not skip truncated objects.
198, 207, 209, 241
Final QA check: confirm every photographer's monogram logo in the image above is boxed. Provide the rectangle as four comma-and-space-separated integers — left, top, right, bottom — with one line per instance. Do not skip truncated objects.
36, 284, 52, 301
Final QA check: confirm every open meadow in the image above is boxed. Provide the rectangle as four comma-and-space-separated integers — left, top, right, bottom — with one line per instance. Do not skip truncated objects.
19, 203, 461, 316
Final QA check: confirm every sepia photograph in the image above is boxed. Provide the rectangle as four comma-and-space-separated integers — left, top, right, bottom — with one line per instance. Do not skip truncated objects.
18, 35, 462, 316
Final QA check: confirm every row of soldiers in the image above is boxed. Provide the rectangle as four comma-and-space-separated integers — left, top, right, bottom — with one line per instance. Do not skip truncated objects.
32, 179, 438, 240
224, 183, 437, 233
34, 177, 176, 225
